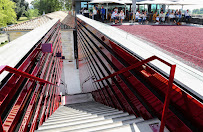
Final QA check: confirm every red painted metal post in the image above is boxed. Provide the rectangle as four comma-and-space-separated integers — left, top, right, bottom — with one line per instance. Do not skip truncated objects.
159, 65, 176, 132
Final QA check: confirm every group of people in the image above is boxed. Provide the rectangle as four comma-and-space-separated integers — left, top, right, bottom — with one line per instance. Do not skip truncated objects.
135, 10, 148, 24
91, 5, 106, 22
152, 9, 191, 24
110, 8, 125, 24
86, 5, 191, 25
91, 6, 125, 24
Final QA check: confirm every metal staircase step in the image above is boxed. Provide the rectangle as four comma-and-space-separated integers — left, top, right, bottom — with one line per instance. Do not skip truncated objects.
43, 114, 136, 129
38, 116, 106, 130
96, 118, 169, 132
46, 110, 125, 122
45, 114, 97, 123
47, 112, 91, 119
71, 106, 116, 111
47, 109, 120, 119
43, 112, 130, 126
42, 115, 100, 126
37, 118, 115, 132
68, 117, 145, 132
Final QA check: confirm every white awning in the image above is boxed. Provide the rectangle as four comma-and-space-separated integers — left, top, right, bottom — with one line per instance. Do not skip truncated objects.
136, 0, 182, 5
89, 0, 198, 5
89, 0, 125, 4
120, 0, 197, 5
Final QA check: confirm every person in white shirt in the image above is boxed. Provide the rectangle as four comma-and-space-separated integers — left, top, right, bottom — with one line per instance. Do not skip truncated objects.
169, 10, 175, 23
142, 11, 147, 24
159, 11, 165, 23
119, 10, 125, 24
92, 7, 97, 20
135, 10, 141, 21
185, 9, 190, 17
112, 10, 119, 24
185, 9, 191, 23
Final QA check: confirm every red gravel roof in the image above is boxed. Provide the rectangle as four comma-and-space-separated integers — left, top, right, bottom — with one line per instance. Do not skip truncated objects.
116, 25, 203, 69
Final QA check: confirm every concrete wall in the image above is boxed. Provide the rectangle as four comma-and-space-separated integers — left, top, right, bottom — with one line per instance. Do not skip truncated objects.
7, 31, 30, 42
61, 30, 74, 60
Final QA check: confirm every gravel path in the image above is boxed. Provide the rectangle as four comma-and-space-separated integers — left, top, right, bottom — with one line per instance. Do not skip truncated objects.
116, 25, 203, 69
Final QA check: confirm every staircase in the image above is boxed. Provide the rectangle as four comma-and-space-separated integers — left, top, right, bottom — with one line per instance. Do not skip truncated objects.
36, 101, 169, 132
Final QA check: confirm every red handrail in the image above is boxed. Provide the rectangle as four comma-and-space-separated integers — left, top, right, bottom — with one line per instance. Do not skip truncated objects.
0, 65, 58, 87
95, 55, 176, 132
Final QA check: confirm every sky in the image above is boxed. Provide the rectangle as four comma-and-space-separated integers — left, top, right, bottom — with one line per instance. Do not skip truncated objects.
25, 0, 203, 10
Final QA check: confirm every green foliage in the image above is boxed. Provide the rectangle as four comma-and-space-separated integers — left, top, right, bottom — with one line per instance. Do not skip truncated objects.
17, 17, 29, 23
0, 0, 16, 27
0, 40, 8, 47
192, 8, 203, 14
31, 0, 66, 14
65, 0, 72, 11
12, 0, 29, 20
25, 9, 39, 19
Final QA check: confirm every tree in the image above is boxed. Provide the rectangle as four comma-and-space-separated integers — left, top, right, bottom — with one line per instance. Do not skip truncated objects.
200, 8, 203, 14
65, 0, 72, 11
192, 8, 203, 14
192, 9, 200, 14
12, 0, 29, 20
0, 0, 16, 27
31, 0, 65, 14
25, 9, 39, 19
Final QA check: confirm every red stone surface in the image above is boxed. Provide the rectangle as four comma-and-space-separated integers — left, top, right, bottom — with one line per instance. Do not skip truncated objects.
116, 25, 203, 69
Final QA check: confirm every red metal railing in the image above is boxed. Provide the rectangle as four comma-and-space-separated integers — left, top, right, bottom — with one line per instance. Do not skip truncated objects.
0, 20, 63, 132
96, 55, 176, 132
78, 17, 203, 131
0, 65, 58, 86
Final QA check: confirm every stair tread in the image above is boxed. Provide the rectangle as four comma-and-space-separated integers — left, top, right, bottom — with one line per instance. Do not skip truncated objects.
96, 118, 170, 132
43, 112, 130, 126
37, 117, 145, 132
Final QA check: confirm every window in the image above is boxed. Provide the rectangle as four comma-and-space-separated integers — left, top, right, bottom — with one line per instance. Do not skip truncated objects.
81, 2, 88, 8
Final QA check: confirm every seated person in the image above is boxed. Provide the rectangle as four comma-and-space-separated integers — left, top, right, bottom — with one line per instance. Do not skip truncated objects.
169, 10, 175, 23
135, 10, 141, 22
109, 10, 113, 22
185, 9, 191, 23
159, 11, 165, 23
153, 11, 157, 22
176, 10, 182, 25
155, 15, 160, 24
112, 10, 119, 24
165, 11, 169, 23
142, 11, 147, 24
119, 10, 125, 24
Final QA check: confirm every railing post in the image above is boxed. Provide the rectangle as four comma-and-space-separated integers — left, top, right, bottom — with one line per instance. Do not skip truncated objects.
74, 13, 79, 69
0, 117, 4, 132
160, 65, 176, 132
